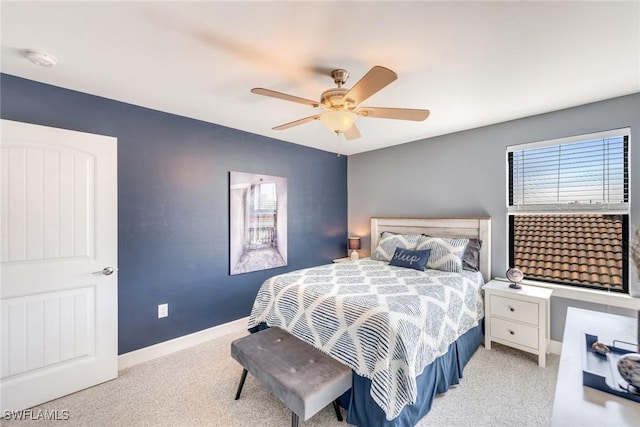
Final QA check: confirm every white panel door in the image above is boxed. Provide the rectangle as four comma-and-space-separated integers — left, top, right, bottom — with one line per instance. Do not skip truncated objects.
0, 119, 117, 411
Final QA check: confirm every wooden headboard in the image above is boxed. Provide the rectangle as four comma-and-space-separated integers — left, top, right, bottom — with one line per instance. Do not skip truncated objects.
370, 217, 492, 282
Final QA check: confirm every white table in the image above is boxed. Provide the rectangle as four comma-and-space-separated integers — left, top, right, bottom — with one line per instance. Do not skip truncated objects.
551, 307, 640, 426
483, 280, 552, 367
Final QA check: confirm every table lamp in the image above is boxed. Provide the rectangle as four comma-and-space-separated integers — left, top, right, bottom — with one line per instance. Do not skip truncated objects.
348, 237, 361, 261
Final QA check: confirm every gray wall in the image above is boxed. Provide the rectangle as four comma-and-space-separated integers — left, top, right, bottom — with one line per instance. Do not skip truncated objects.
348, 93, 640, 341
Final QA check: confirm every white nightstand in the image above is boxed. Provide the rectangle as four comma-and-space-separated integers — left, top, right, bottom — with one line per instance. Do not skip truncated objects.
483, 280, 553, 367
332, 257, 352, 263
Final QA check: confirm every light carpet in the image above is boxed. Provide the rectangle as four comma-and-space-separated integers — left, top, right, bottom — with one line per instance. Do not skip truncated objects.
2, 330, 559, 426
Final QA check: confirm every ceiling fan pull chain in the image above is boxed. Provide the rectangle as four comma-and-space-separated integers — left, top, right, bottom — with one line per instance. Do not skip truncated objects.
336, 131, 342, 157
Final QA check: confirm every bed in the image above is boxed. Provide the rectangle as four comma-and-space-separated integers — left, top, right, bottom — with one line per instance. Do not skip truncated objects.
247, 217, 492, 426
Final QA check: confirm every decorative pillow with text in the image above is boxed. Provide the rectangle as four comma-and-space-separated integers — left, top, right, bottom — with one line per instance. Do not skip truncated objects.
389, 248, 431, 271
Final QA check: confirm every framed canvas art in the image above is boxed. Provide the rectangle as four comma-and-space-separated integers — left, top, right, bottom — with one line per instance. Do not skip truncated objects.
229, 171, 287, 275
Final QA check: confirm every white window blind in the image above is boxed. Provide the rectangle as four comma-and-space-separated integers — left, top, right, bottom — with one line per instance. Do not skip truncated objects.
508, 129, 629, 214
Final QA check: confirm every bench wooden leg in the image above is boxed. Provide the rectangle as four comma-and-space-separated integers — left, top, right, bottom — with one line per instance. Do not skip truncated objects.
291, 411, 299, 427
234, 368, 248, 400
332, 399, 343, 421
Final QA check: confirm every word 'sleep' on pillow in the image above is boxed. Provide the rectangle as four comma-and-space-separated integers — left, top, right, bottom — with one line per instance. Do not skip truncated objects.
389, 248, 431, 271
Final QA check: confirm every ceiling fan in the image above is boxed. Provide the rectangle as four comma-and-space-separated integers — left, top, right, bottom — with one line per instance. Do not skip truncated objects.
251, 66, 430, 140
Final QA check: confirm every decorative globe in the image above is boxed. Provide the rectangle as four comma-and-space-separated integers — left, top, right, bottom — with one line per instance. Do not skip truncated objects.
506, 267, 523, 283
617, 353, 640, 389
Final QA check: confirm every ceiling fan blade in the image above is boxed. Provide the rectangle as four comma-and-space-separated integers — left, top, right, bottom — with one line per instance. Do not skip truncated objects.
272, 114, 321, 130
343, 66, 397, 106
356, 107, 430, 121
343, 123, 361, 140
251, 88, 319, 107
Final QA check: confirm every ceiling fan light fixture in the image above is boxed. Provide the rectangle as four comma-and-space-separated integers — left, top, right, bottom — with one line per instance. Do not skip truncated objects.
320, 110, 356, 133
252, 65, 428, 141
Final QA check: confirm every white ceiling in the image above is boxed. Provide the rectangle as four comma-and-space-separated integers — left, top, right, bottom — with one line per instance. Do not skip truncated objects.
2, 1, 639, 155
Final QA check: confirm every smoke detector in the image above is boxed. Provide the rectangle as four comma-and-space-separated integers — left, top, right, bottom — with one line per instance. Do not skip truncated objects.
24, 50, 57, 67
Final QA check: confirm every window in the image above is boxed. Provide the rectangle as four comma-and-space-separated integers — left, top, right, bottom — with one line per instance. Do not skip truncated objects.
248, 182, 278, 248
507, 129, 629, 292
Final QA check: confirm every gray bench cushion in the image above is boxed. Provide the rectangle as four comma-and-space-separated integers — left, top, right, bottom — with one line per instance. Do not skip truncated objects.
231, 327, 352, 421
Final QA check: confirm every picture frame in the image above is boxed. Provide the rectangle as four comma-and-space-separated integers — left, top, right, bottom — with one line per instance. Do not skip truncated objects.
229, 171, 287, 275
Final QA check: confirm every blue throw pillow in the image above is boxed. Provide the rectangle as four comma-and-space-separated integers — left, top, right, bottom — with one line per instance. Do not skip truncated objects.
389, 248, 431, 271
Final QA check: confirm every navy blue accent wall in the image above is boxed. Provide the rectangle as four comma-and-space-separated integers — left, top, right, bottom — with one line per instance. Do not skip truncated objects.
1, 74, 348, 354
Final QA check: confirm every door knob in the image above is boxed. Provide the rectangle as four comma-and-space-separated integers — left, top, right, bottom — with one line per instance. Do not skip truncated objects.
94, 267, 115, 276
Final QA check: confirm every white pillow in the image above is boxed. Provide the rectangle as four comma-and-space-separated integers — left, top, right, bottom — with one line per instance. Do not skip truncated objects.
371, 232, 422, 261
416, 236, 469, 272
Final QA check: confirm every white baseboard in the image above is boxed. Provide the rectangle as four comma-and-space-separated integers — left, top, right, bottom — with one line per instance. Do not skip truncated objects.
549, 339, 562, 355
118, 316, 249, 370
117, 318, 563, 370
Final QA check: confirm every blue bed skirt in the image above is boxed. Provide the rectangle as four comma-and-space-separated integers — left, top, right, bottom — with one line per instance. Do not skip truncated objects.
248, 321, 484, 427
339, 321, 484, 427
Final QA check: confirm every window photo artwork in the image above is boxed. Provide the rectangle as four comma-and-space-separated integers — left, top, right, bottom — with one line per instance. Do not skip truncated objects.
229, 172, 287, 275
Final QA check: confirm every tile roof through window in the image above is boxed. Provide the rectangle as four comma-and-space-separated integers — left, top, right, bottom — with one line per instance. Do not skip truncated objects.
512, 214, 623, 289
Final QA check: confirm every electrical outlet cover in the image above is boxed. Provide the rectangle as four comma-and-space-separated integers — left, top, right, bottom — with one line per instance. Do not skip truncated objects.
158, 303, 168, 318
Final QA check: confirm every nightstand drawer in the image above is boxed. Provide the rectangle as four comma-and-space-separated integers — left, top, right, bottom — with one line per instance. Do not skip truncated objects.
490, 317, 539, 350
491, 317, 539, 350
490, 294, 539, 325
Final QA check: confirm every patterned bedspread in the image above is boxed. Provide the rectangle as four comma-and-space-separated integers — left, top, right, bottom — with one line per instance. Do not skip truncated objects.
248, 259, 485, 420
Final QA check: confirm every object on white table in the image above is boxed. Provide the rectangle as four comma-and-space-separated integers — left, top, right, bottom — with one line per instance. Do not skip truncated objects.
506, 267, 524, 289
348, 236, 361, 261
618, 353, 640, 391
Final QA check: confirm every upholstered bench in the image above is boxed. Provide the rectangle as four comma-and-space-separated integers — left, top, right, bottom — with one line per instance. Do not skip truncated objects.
231, 327, 352, 427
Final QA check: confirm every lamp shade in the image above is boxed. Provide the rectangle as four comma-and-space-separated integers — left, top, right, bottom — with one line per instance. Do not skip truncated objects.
320, 111, 356, 133
348, 237, 361, 250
